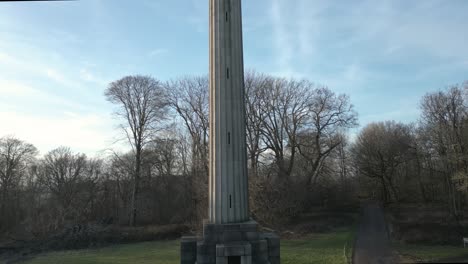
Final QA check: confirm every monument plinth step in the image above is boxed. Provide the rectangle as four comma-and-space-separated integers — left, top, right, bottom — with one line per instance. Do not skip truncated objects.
180, 220, 279, 264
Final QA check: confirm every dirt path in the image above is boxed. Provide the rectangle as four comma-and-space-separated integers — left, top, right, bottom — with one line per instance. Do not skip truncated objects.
353, 202, 398, 264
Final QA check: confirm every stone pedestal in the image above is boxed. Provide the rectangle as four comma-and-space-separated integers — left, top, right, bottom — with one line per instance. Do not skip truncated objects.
181, 220, 279, 264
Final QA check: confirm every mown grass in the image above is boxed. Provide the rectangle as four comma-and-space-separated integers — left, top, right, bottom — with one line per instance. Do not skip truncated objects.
281, 228, 354, 264
21, 228, 355, 264
21, 240, 180, 264
395, 242, 468, 263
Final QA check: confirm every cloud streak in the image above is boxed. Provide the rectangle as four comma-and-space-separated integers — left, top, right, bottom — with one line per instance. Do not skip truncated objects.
149, 48, 168, 57
270, 0, 293, 74
0, 110, 118, 156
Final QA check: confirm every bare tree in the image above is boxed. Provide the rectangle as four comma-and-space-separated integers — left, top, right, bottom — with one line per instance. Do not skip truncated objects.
173, 131, 195, 222
259, 77, 313, 180
352, 121, 414, 204
108, 152, 134, 223
166, 76, 209, 223
336, 136, 351, 191
38, 147, 98, 227
244, 70, 270, 177
298, 87, 358, 188
149, 137, 179, 178
0, 136, 37, 230
105, 75, 168, 226
420, 85, 468, 216
167, 76, 209, 174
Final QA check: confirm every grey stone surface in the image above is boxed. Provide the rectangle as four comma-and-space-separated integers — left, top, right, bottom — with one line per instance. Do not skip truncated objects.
181, 221, 278, 263
209, 0, 249, 225
180, 0, 280, 262
216, 242, 251, 257
215, 257, 227, 264
243, 231, 259, 241
263, 233, 280, 263
180, 236, 197, 264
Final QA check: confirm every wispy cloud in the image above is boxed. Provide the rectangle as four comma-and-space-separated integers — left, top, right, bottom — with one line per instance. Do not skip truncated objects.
318, 63, 374, 94
0, 79, 89, 113
0, 80, 40, 97
45, 68, 68, 84
79, 68, 109, 86
0, 110, 118, 156
186, 0, 207, 33
360, 107, 421, 125
0, 51, 75, 86
268, 0, 329, 75
327, 0, 468, 62
149, 48, 168, 57
270, 0, 293, 73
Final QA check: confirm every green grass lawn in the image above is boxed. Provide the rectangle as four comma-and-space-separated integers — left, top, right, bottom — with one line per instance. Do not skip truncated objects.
21, 240, 180, 264
395, 242, 468, 263
281, 228, 354, 264
21, 228, 354, 264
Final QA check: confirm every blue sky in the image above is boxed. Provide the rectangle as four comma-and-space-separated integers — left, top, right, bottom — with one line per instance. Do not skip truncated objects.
0, 0, 467, 156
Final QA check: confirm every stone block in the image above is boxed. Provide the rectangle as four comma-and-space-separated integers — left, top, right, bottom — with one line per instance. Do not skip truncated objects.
243, 231, 259, 241
197, 242, 216, 255
203, 223, 215, 235
180, 243, 197, 252
184, 221, 279, 263
180, 236, 197, 264
215, 256, 227, 264
252, 251, 269, 264
203, 233, 218, 243
214, 224, 225, 232
216, 244, 225, 257
224, 224, 241, 230
263, 233, 280, 247
180, 256, 196, 262
241, 255, 252, 264
222, 231, 242, 242
203, 223, 225, 235
249, 240, 259, 252
196, 254, 215, 264
224, 246, 244, 256
268, 245, 280, 257
250, 240, 267, 257
240, 221, 258, 232
269, 256, 280, 264
216, 242, 252, 258
263, 232, 280, 259
259, 240, 268, 252
181, 236, 198, 241
244, 243, 252, 255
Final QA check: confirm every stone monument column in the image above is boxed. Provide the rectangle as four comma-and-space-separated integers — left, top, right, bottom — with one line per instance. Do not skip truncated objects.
180, 1, 280, 263
209, 0, 249, 224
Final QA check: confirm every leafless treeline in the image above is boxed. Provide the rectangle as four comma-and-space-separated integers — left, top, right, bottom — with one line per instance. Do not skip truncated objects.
353, 83, 468, 218
0, 74, 466, 239
164, 71, 359, 225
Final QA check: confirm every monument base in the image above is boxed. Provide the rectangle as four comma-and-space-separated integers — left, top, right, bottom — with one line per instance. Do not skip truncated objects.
181, 220, 279, 264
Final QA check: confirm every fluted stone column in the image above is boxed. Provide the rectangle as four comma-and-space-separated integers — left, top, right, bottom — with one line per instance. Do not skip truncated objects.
209, 0, 249, 224
180, 1, 280, 262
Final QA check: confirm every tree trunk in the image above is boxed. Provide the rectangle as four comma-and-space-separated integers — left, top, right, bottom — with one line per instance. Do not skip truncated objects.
381, 177, 388, 204
0, 185, 7, 229
130, 147, 141, 227
416, 154, 428, 203
250, 152, 258, 178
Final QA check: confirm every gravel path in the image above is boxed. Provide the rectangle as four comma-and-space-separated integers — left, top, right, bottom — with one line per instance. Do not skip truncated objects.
353, 202, 399, 264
